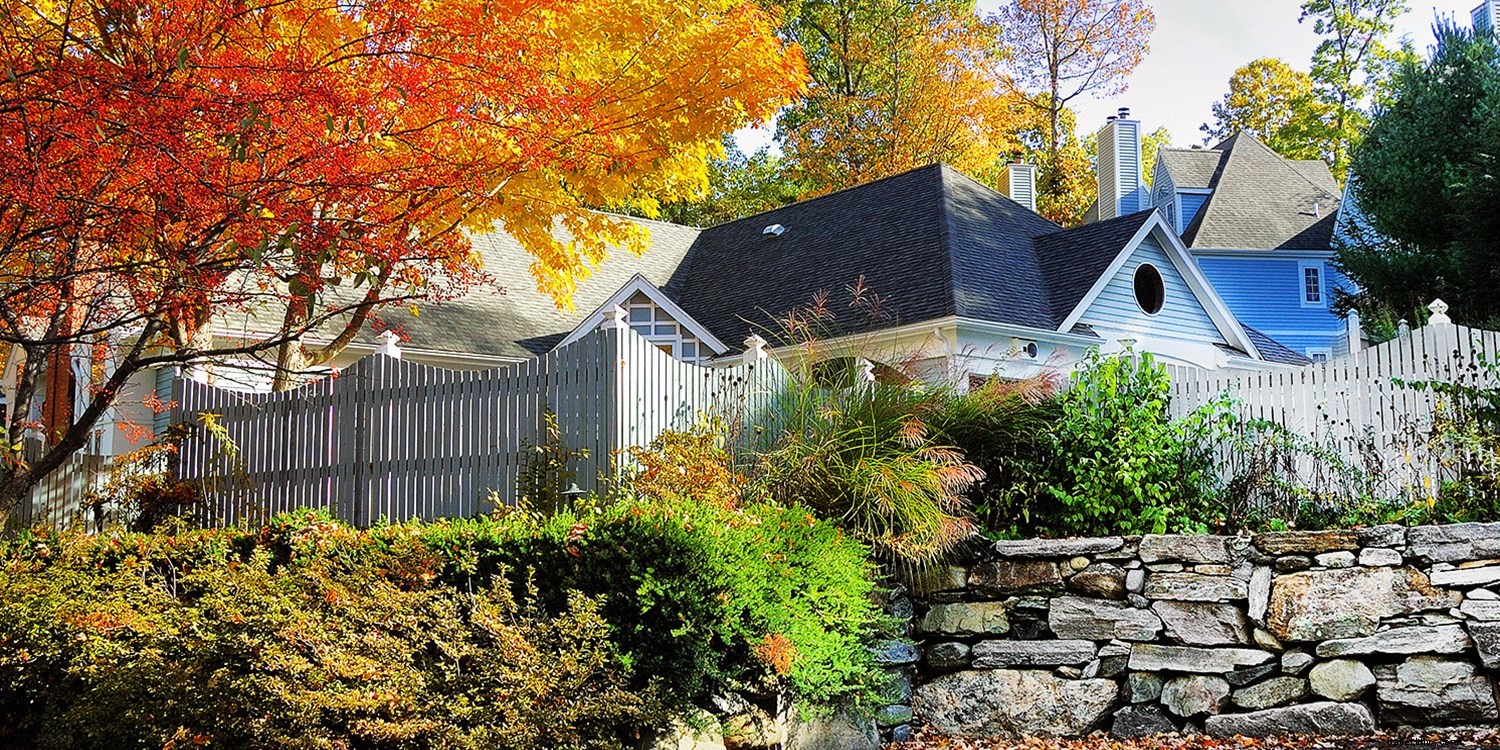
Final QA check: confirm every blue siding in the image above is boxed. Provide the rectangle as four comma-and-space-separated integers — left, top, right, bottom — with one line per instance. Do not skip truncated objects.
1196, 255, 1352, 355
1079, 236, 1224, 344
1180, 193, 1209, 231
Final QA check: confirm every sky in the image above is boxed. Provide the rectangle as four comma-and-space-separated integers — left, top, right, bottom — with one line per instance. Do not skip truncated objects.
735, 0, 1480, 153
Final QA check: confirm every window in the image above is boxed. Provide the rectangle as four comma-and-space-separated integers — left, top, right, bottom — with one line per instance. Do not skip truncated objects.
1307, 348, 1332, 363
1133, 263, 1165, 315
621, 292, 708, 364
1302, 263, 1324, 306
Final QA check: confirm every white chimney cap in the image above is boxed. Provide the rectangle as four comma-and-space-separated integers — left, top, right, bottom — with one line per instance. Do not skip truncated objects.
762, 224, 786, 237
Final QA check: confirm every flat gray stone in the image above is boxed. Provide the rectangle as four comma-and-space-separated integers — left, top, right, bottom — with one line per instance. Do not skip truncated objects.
1268, 566, 1459, 642
971, 639, 1096, 669
1161, 674, 1229, 717
913, 669, 1118, 738
919, 602, 1010, 637
1407, 522, 1500, 563
968, 560, 1063, 595
1049, 596, 1163, 641
1248, 566, 1273, 623
1430, 564, 1500, 588
1308, 659, 1375, 701
1232, 676, 1307, 710
1152, 601, 1250, 646
870, 640, 919, 665
1127, 643, 1273, 674
1359, 547, 1403, 567
991, 537, 1124, 558
1281, 650, 1314, 675
1128, 672, 1163, 703
1461, 598, 1500, 620
1315, 551, 1357, 568
1254, 530, 1359, 555
1375, 656, 1500, 724
1143, 572, 1248, 602
784, 706, 878, 750
1111, 705, 1177, 739
1467, 620, 1500, 668
1357, 524, 1406, 548
1225, 663, 1276, 687
925, 642, 970, 671
1315, 624, 1471, 658
1139, 535, 1231, 564
1203, 702, 1376, 738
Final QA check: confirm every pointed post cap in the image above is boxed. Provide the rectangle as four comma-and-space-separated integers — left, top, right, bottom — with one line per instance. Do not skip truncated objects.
380, 330, 402, 359
743, 333, 769, 360
1429, 299, 1452, 326
1398, 319, 1411, 337
599, 305, 629, 331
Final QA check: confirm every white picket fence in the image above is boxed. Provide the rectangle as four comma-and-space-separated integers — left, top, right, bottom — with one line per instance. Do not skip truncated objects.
173, 325, 788, 526
1167, 320, 1500, 504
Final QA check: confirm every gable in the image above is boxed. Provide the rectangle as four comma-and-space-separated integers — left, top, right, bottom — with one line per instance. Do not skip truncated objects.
1076, 233, 1228, 345
553, 274, 726, 363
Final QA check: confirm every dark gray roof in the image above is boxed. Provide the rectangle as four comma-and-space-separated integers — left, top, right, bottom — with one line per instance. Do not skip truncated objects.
668, 164, 1067, 346
1158, 148, 1228, 189
1033, 210, 1156, 323
1237, 327, 1314, 366
1178, 134, 1341, 251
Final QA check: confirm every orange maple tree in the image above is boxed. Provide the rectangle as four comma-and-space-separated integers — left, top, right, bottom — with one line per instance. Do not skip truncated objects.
0, 0, 806, 510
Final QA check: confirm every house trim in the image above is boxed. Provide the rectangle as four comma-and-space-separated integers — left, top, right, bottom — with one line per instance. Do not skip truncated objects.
1190, 247, 1337, 260
553, 273, 728, 355
1055, 211, 1263, 360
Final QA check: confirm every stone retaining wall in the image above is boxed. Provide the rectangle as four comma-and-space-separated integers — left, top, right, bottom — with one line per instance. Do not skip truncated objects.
897, 524, 1500, 739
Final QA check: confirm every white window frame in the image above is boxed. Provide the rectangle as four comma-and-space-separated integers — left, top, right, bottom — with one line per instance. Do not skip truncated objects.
623, 294, 707, 364
1306, 347, 1333, 364
1300, 261, 1326, 308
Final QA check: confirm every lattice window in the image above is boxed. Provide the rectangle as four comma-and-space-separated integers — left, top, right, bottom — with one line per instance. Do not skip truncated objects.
623, 292, 707, 364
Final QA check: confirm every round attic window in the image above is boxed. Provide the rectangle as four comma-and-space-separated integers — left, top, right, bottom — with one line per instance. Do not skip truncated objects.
1134, 263, 1165, 315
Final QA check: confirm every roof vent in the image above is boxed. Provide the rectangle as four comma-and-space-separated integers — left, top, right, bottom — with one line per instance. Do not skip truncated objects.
762, 223, 785, 237
1118, 106, 1131, 119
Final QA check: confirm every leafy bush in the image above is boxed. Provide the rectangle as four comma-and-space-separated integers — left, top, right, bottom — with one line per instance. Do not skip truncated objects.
0, 499, 884, 748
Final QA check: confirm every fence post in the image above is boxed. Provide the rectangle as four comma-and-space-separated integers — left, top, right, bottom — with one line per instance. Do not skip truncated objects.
1429, 299, 1452, 326
353, 363, 370, 527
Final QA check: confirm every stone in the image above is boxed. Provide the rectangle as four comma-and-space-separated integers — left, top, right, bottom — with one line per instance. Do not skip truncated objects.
1224, 664, 1276, 687
1473, 587, 1500, 599
925, 642, 971, 671
1252, 628, 1283, 652
1467, 621, 1500, 668
1067, 563, 1127, 600
1054, 666, 1083, 679
1407, 522, 1500, 563
1049, 596, 1163, 641
1111, 705, 1178, 739
1308, 659, 1375, 701
723, 704, 781, 749
1430, 564, 1500, 588
1147, 563, 1185, 573
1143, 573, 1248, 602
1375, 656, 1500, 724
1127, 643, 1274, 674
1152, 601, 1250, 646
1254, 530, 1359, 555
1067, 556, 1091, 572
1267, 567, 1459, 642
1315, 551, 1357, 568
913, 669, 1119, 738
874, 705, 912, 728
1232, 676, 1308, 710
1248, 566, 1273, 623
881, 670, 913, 704
1357, 524, 1407, 548
1203, 702, 1376, 738
1195, 564, 1233, 576
1126, 568, 1145, 593
783, 706, 878, 750
1161, 675, 1229, 717
904, 565, 968, 596
1359, 547, 1403, 567
971, 640, 1097, 669
1127, 593, 1150, 609
918, 602, 1010, 637
887, 725, 913, 743
1281, 650, 1314, 676
870, 641, 919, 666
1128, 672, 1164, 703
990, 537, 1124, 558
1139, 535, 1231, 564
1315, 624, 1471, 658
648, 710, 727, 750
887, 594, 915, 621
969, 560, 1063, 596
1273, 555, 1313, 573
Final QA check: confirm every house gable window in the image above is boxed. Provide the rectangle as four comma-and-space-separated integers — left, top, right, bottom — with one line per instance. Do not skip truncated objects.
624, 292, 706, 363
1133, 263, 1165, 315
1300, 262, 1325, 307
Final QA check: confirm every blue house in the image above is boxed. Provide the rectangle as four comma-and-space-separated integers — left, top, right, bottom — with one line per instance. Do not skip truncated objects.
1093, 114, 1357, 361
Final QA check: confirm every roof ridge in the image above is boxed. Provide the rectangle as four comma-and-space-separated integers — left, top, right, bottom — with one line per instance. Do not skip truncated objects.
701, 162, 947, 229
935, 165, 962, 320
1233, 134, 1339, 198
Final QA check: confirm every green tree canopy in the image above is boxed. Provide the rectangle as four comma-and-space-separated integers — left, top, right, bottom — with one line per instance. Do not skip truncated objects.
1338, 23, 1500, 329
1201, 58, 1329, 159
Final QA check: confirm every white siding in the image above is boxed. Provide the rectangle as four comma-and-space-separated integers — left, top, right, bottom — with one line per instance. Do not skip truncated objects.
1078, 235, 1225, 344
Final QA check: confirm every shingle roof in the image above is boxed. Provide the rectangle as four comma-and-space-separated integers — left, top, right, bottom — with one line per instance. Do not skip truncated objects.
1177, 134, 1341, 251
1033, 210, 1156, 323
1158, 148, 1228, 189
1241, 327, 1314, 366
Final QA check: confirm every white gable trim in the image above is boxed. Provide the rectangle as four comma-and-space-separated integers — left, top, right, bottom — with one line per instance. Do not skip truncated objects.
553, 274, 728, 355
1056, 211, 1262, 360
